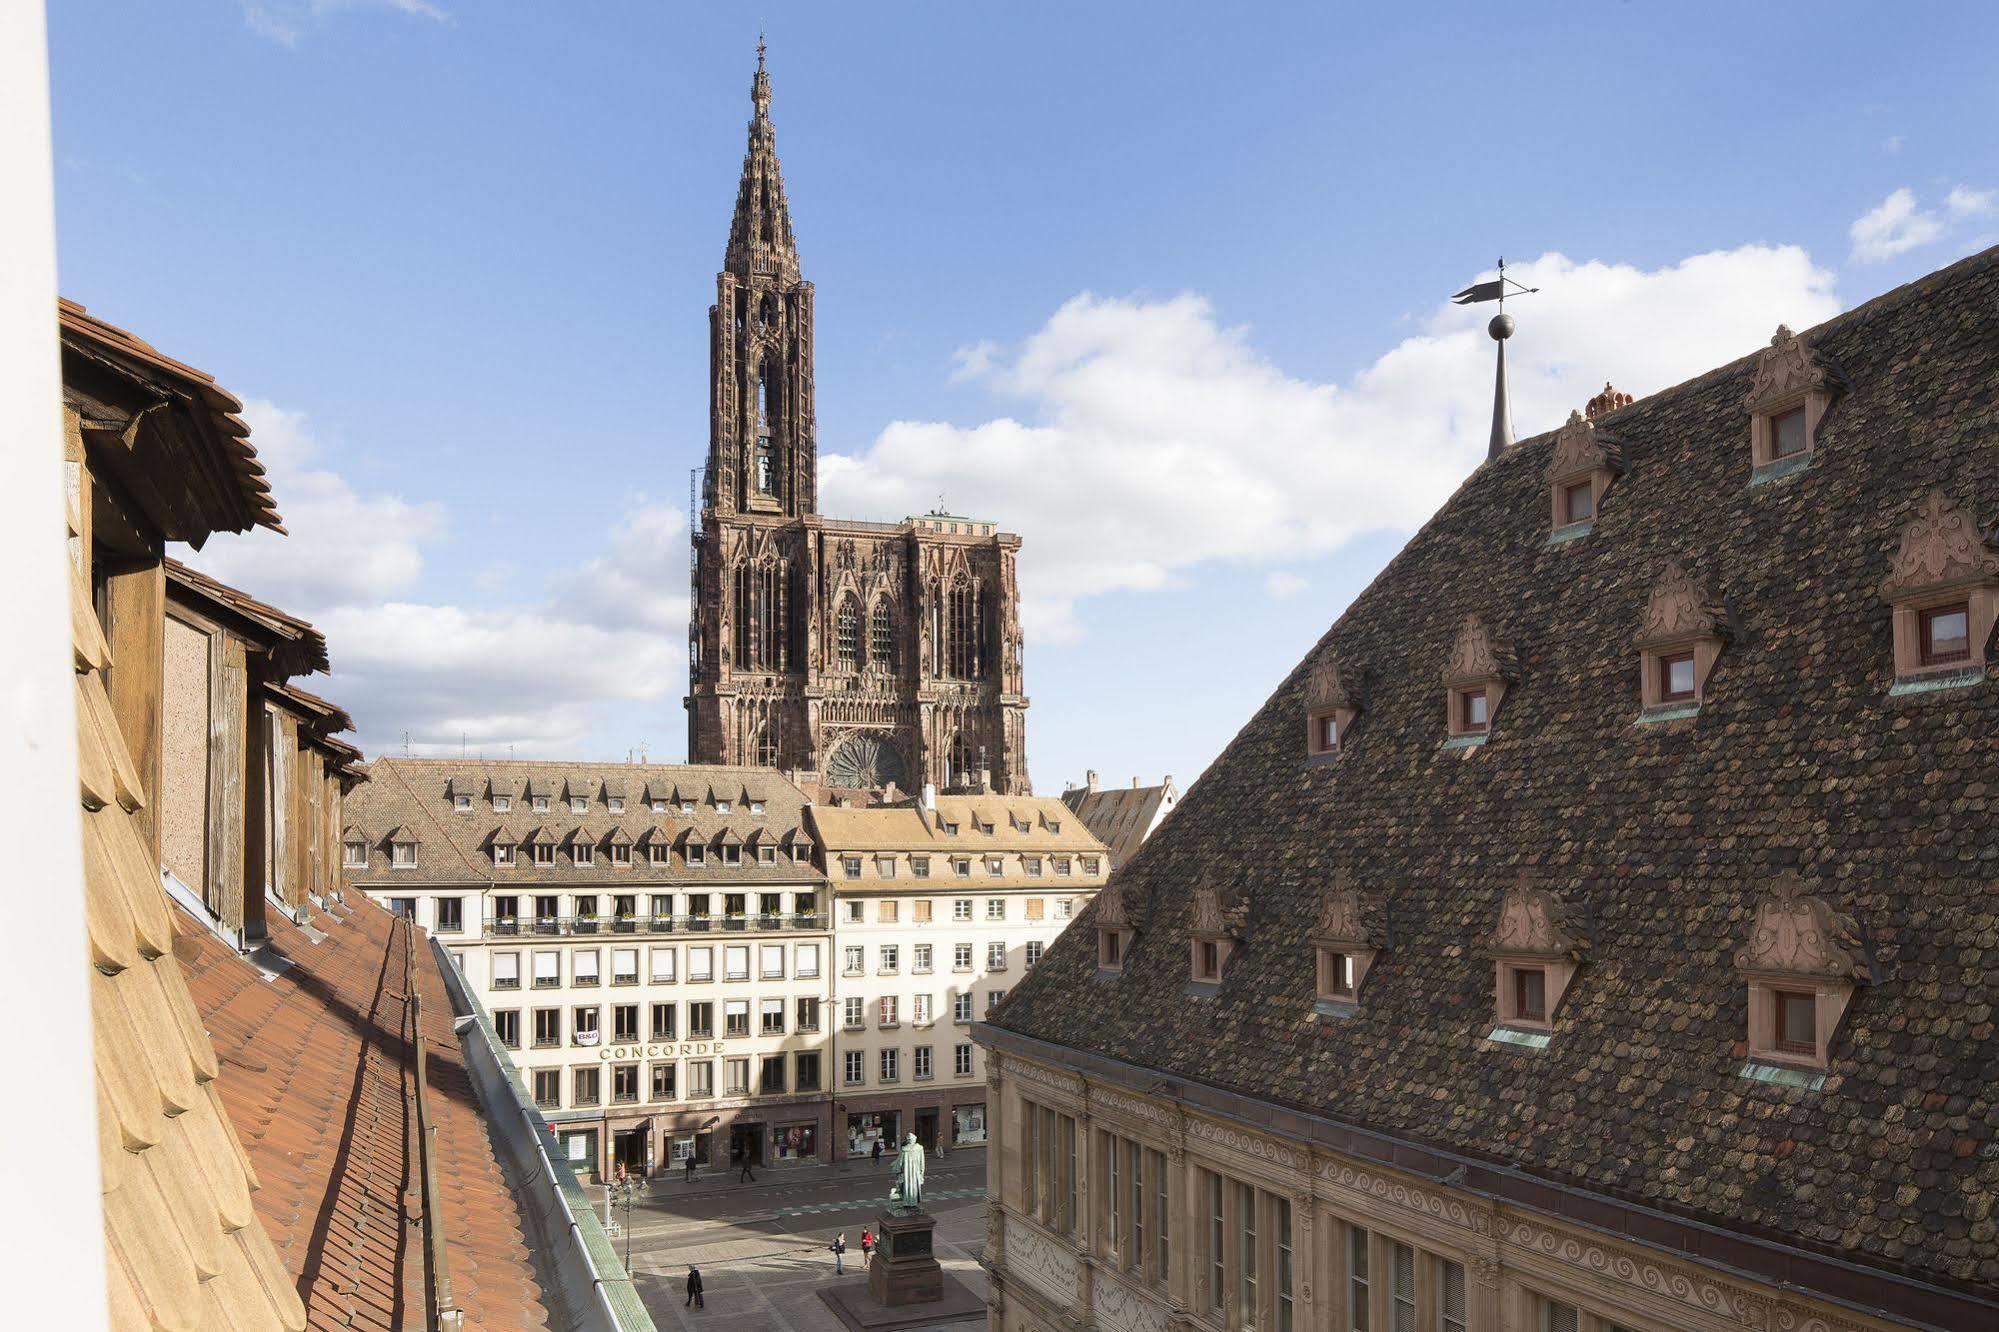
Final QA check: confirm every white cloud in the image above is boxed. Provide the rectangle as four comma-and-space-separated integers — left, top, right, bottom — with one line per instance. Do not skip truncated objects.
190, 398, 443, 610
175, 401, 686, 761
1850, 188, 1946, 263
1264, 571, 1309, 601
241, 0, 449, 47
1883, 135, 1905, 155
821, 245, 1840, 643
1947, 185, 1997, 220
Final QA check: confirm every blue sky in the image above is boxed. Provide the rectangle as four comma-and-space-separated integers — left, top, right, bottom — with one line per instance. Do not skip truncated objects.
48, 1, 1999, 794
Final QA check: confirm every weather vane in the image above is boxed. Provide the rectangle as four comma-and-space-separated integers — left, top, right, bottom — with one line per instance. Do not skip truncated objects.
1452, 258, 1541, 460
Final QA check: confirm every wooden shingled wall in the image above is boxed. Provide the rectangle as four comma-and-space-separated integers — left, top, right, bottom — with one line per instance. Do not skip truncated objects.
69, 427, 307, 1332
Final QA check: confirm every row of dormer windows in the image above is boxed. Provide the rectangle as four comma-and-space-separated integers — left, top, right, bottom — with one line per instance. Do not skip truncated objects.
1305, 488, 1996, 759
1100, 874, 1866, 1077
349, 831, 812, 871
450, 790, 765, 818
837, 852, 1099, 880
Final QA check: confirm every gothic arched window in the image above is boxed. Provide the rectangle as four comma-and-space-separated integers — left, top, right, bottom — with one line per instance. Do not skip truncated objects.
946, 732, 974, 789
836, 596, 860, 671
753, 717, 779, 767
870, 600, 895, 672
754, 372, 776, 496
734, 558, 789, 671
946, 579, 976, 680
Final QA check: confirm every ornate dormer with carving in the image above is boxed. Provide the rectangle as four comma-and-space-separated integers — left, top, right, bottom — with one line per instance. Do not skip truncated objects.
1546, 409, 1623, 540
1442, 615, 1513, 742
1095, 877, 1136, 975
1744, 324, 1835, 475
1303, 651, 1360, 759
1309, 870, 1379, 1013
1635, 559, 1732, 714
1734, 872, 1872, 1071
1878, 490, 1999, 685
1485, 878, 1589, 1033
1188, 884, 1244, 989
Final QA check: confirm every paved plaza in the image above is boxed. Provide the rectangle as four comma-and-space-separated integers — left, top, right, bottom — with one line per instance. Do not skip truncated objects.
608, 1155, 990, 1331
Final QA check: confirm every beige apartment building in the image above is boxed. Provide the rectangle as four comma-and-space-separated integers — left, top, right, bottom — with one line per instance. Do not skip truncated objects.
808, 790, 1107, 1162
976, 255, 1999, 1332
348, 757, 834, 1178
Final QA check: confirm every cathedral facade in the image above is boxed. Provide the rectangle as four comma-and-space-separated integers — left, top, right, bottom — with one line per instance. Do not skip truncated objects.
685, 51, 1029, 795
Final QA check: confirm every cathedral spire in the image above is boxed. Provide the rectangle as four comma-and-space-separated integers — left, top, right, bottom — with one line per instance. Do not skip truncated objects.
726, 37, 799, 281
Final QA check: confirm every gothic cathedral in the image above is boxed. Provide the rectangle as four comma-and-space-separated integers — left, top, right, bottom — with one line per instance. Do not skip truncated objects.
685, 50, 1030, 795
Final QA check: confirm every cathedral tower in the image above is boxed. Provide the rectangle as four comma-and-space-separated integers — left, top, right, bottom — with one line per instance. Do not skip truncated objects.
687, 47, 1031, 795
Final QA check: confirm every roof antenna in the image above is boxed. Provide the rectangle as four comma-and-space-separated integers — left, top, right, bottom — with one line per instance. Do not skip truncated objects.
1453, 257, 1540, 460
402, 730, 411, 758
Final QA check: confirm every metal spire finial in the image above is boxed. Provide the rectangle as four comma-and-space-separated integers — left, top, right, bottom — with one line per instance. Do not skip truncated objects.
751, 27, 771, 118
1452, 257, 1541, 461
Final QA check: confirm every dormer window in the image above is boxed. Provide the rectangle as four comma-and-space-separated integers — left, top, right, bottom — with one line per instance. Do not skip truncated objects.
1485, 879, 1587, 1036
680, 800, 696, 814
391, 839, 417, 868
531, 795, 548, 813
1442, 617, 1511, 743
1309, 872, 1378, 1014
533, 842, 556, 866
648, 843, 670, 865
650, 798, 667, 813
687, 843, 707, 867
1636, 561, 1729, 716
749, 800, 765, 815
1458, 689, 1489, 733
1560, 480, 1593, 526
1771, 406, 1807, 459
1303, 653, 1359, 760
493, 794, 512, 814
1880, 492, 1999, 686
1734, 872, 1872, 1073
1545, 409, 1622, 539
494, 842, 517, 868
717, 800, 732, 815
573, 840, 595, 866
610, 844, 631, 866
1659, 651, 1697, 703
1095, 881, 1134, 976
570, 796, 588, 814
608, 797, 625, 814
1186, 886, 1240, 991
1744, 324, 1834, 475
1921, 603, 1971, 665
343, 839, 367, 869
453, 794, 472, 813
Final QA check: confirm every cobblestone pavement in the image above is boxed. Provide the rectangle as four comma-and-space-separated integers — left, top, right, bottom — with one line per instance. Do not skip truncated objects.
610, 1155, 989, 1331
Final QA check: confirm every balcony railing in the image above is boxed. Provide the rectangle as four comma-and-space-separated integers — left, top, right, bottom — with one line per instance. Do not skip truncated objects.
486, 912, 826, 939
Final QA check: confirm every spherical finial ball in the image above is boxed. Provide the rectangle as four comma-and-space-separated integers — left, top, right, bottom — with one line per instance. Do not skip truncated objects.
1488, 313, 1515, 341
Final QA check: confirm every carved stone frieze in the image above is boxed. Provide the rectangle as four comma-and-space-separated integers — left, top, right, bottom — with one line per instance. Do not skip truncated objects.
1443, 615, 1510, 685
1010, 1056, 1086, 1102
1733, 872, 1870, 981
1005, 1215, 1082, 1309
1089, 1085, 1177, 1136
1306, 653, 1353, 710
1186, 1116, 1304, 1173
1486, 877, 1588, 960
1188, 884, 1245, 940
1317, 1159, 1489, 1237
1638, 559, 1726, 646
1547, 409, 1623, 481
1743, 324, 1831, 411
1878, 490, 1999, 598
1092, 1269, 1170, 1332
1309, 868, 1370, 947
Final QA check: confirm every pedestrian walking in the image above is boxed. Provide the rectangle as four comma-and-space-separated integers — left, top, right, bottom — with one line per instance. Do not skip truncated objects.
738, 1156, 755, 1183
684, 1155, 696, 1183
860, 1227, 873, 1261
831, 1232, 846, 1274
871, 1138, 883, 1169
685, 1265, 704, 1309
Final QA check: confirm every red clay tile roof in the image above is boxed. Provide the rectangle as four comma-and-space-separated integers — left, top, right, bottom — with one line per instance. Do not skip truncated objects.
59, 298, 283, 535
992, 244, 1999, 1300
177, 894, 553, 1331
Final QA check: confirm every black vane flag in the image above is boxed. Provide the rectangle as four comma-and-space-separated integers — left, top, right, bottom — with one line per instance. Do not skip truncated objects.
1452, 279, 1506, 305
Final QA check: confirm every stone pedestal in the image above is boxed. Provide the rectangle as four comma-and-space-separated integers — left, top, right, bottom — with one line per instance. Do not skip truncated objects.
867, 1208, 943, 1307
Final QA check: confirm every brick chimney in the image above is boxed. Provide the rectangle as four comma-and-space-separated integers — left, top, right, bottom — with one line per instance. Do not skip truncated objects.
1585, 382, 1632, 421
1085, 770, 1099, 793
